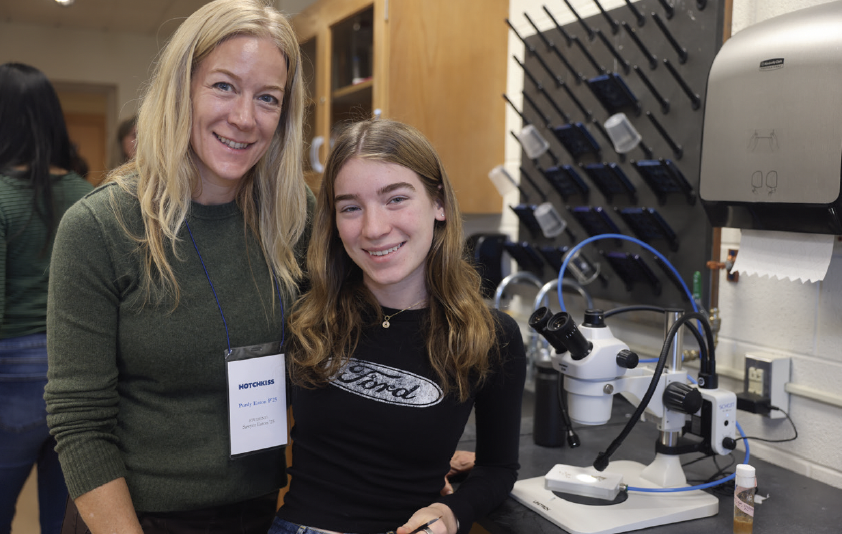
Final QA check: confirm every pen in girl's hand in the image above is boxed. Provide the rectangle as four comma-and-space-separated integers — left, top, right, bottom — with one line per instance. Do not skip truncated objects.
409, 516, 441, 534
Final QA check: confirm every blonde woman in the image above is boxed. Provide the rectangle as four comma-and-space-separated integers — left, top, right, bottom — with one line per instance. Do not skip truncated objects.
277, 119, 526, 534
44, 1, 312, 533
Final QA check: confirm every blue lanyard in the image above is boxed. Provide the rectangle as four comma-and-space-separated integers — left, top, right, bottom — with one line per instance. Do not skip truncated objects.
184, 220, 285, 355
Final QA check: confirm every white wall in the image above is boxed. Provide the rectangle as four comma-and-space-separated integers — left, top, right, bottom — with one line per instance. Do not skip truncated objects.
0, 21, 161, 166
494, 0, 842, 490
0, 0, 318, 165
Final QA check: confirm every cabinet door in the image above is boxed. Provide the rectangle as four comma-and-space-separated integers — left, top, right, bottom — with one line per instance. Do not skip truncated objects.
386, 0, 508, 214
295, 0, 507, 213
296, 0, 380, 193
329, 6, 374, 126
300, 37, 323, 192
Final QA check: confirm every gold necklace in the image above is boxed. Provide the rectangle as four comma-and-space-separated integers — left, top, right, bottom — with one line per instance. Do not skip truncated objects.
381, 299, 425, 329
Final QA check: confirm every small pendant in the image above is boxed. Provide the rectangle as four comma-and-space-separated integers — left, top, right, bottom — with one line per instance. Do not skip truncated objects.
382, 320, 390, 328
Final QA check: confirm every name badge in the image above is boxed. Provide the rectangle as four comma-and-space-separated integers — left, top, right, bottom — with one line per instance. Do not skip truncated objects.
225, 342, 287, 458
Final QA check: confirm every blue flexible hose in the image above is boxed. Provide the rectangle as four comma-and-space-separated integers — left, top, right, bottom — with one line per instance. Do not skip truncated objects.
559, 233, 700, 363
557, 233, 698, 314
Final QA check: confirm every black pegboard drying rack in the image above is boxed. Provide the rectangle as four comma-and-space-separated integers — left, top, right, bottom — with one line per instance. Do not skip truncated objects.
506, 0, 726, 310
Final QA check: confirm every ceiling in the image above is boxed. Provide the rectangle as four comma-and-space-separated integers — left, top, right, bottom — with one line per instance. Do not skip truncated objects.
0, 0, 317, 38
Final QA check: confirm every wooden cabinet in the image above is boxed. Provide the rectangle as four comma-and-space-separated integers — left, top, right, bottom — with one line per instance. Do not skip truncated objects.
293, 0, 509, 214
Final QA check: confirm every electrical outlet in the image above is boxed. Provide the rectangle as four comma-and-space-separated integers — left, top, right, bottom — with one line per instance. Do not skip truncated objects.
744, 353, 790, 419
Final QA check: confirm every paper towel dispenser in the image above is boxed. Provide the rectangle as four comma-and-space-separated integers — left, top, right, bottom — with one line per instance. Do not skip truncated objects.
699, 2, 842, 235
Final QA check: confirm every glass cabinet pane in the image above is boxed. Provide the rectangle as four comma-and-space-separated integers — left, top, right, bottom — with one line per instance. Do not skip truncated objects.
300, 38, 317, 173
331, 7, 373, 91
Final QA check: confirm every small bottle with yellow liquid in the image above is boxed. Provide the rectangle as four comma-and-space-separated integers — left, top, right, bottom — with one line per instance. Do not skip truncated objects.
734, 464, 756, 533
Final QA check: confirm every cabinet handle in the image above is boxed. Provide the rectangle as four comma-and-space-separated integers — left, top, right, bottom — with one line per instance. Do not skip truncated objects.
309, 136, 325, 173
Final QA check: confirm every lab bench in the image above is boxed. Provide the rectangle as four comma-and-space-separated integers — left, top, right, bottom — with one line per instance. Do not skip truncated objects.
459, 395, 842, 534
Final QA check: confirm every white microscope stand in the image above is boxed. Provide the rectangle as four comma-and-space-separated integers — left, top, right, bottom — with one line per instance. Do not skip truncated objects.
510, 459, 718, 534
518, 309, 728, 532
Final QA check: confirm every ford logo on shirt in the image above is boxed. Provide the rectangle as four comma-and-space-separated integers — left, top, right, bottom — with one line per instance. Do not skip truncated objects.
331, 358, 443, 407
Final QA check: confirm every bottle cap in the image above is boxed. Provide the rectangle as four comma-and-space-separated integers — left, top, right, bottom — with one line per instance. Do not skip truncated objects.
736, 464, 756, 487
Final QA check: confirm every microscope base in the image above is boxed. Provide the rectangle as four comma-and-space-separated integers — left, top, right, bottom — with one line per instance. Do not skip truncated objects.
510, 460, 719, 534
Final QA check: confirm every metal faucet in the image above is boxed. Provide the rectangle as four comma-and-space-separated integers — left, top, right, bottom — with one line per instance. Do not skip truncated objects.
492, 272, 596, 378
533, 278, 594, 312
493, 271, 543, 310
493, 272, 544, 382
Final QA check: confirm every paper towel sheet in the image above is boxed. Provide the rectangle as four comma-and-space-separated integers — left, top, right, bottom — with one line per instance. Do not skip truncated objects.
732, 230, 834, 283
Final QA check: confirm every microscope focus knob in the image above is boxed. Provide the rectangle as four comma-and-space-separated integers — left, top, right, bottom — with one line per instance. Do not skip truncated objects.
663, 382, 703, 414
615, 349, 639, 369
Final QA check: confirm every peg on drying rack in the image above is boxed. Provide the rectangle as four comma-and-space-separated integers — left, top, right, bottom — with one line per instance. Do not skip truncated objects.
591, 0, 620, 34
624, 0, 646, 26
563, 0, 595, 40
541, 87, 572, 125
507, 24, 592, 120
514, 55, 542, 89
646, 111, 683, 159
652, 12, 688, 64
595, 29, 630, 74
505, 18, 534, 54
572, 36, 606, 75
657, 0, 675, 19
522, 91, 553, 128
506, 19, 566, 87
514, 55, 574, 124
622, 22, 657, 70
633, 65, 670, 114
560, 80, 593, 120
663, 58, 701, 109
541, 5, 573, 49
505, 18, 561, 85
638, 141, 653, 160
503, 93, 529, 125
519, 166, 552, 203
523, 12, 583, 82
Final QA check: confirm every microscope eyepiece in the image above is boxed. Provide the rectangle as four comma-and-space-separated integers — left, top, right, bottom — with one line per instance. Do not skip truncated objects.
546, 312, 592, 360
528, 307, 553, 332
530, 308, 569, 354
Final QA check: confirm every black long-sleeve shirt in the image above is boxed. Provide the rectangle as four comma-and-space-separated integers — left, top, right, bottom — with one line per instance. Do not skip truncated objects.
278, 308, 526, 533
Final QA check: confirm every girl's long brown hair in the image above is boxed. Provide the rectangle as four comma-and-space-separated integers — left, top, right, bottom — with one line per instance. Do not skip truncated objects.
288, 119, 498, 401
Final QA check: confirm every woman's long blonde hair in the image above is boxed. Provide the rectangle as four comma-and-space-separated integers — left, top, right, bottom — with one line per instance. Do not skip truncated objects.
108, 0, 307, 303
288, 119, 497, 401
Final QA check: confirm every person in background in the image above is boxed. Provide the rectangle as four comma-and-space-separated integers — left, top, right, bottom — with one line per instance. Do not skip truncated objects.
0, 62, 93, 534
116, 115, 137, 163
276, 118, 526, 534
43, 0, 312, 533
68, 143, 89, 181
